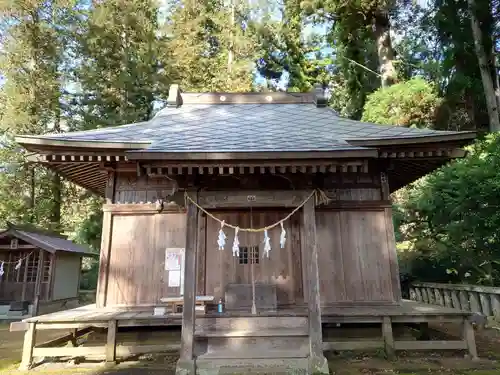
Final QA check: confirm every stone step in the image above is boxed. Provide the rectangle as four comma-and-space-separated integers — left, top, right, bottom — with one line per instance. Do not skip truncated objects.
195, 357, 309, 375
195, 327, 308, 337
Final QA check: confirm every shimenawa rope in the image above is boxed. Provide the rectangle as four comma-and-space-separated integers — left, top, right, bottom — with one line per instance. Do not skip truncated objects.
184, 189, 331, 232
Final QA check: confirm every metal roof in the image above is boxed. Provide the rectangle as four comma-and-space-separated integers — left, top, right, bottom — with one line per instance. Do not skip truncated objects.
0, 223, 93, 256
19, 103, 472, 154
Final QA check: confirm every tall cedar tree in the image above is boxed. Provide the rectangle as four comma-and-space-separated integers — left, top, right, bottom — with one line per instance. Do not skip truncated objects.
163, 0, 255, 92
256, 0, 332, 92
0, 0, 76, 231
76, 0, 169, 129
433, 0, 498, 132
303, 0, 397, 88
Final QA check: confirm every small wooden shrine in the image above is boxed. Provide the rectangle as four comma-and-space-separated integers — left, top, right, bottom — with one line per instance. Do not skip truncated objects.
15, 85, 477, 374
0, 222, 91, 316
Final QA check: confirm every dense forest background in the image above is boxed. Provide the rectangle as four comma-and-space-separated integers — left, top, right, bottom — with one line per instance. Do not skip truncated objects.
0, 0, 499, 289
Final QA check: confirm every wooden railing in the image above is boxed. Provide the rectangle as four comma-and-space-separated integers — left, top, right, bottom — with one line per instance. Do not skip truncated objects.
410, 282, 500, 317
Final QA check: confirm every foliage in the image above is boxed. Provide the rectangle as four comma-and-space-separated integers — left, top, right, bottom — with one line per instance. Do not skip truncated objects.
430, 0, 496, 132
397, 134, 500, 286
256, 0, 333, 91
76, 0, 169, 129
362, 77, 442, 128
163, 0, 256, 92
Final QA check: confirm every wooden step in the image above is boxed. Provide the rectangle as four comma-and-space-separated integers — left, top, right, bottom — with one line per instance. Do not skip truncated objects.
195, 316, 308, 332
195, 335, 309, 358
195, 327, 308, 337
197, 349, 309, 360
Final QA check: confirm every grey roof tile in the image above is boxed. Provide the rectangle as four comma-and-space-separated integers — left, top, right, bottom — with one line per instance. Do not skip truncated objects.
37, 103, 465, 152
2, 224, 92, 255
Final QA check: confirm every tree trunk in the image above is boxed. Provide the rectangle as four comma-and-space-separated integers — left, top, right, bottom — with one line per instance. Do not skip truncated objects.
50, 172, 62, 232
228, 0, 235, 74
468, 0, 500, 132
493, 46, 500, 110
373, 11, 397, 88
51, 102, 62, 232
29, 166, 36, 223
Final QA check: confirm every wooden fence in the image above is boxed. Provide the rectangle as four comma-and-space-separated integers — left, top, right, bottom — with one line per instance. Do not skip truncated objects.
410, 282, 500, 317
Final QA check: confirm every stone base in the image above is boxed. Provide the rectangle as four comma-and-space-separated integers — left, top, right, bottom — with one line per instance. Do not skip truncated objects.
176, 359, 196, 375
309, 355, 329, 375
196, 358, 309, 375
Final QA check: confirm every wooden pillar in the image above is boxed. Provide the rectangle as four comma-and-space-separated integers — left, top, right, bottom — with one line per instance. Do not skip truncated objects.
382, 316, 395, 359
45, 254, 54, 301
381, 172, 402, 303
19, 322, 36, 370
106, 320, 117, 364
463, 318, 479, 360
176, 194, 199, 375
302, 198, 329, 374
21, 252, 31, 301
97, 171, 115, 308
96, 211, 113, 308
32, 250, 44, 316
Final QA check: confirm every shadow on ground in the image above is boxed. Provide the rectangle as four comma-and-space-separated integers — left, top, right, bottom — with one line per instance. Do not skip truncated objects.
1, 323, 499, 375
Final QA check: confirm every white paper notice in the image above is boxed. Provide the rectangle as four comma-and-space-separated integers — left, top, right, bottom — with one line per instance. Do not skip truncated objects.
168, 270, 181, 287
165, 252, 181, 271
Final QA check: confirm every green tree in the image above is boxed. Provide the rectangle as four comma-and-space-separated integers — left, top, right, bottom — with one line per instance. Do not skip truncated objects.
76, 0, 170, 129
398, 134, 500, 285
432, 0, 497, 132
362, 77, 442, 128
163, 0, 256, 92
256, 0, 332, 92
303, 0, 398, 88
0, 0, 79, 231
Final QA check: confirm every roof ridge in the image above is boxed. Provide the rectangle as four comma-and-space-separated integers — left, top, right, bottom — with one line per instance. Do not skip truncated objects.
6, 221, 67, 239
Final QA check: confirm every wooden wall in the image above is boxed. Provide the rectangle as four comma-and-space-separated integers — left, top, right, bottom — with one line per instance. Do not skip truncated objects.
99, 171, 400, 307
316, 210, 396, 304
0, 248, 52, 303
205, 211, 303, 306
52, 253, 81, 300
104, 213, 186, 306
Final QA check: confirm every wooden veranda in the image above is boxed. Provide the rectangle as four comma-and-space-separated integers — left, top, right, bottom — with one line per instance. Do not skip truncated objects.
11, 300, 478, 370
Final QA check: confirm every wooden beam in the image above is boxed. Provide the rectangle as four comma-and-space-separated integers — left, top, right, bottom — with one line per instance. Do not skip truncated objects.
127, 149, 378, 161
380, 172, 390, 200
196, 213, 206, 295
393, 340, 467, 350
105, 171, 115, 204
302, 198, 328, 374
198, 190, 310, 208
35, 327, 93, 348
179, 194, 199, 361
103, 203, 185, 214
48, 254, 56, 301
323, 341, 383, 351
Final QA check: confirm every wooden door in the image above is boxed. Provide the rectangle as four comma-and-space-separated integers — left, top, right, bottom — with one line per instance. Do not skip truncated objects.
204, 210, 303, 307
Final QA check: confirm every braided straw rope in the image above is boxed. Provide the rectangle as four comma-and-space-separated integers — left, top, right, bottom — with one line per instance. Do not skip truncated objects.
184, 189, 331, 232
0, 251, 34, 265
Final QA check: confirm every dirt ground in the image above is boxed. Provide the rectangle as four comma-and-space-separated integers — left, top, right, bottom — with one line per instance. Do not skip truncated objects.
0, 322, 499, 375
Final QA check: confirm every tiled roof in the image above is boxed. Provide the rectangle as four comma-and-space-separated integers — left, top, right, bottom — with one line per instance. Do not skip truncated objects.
29, 103, 467, 153
2, 223, 93, 256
